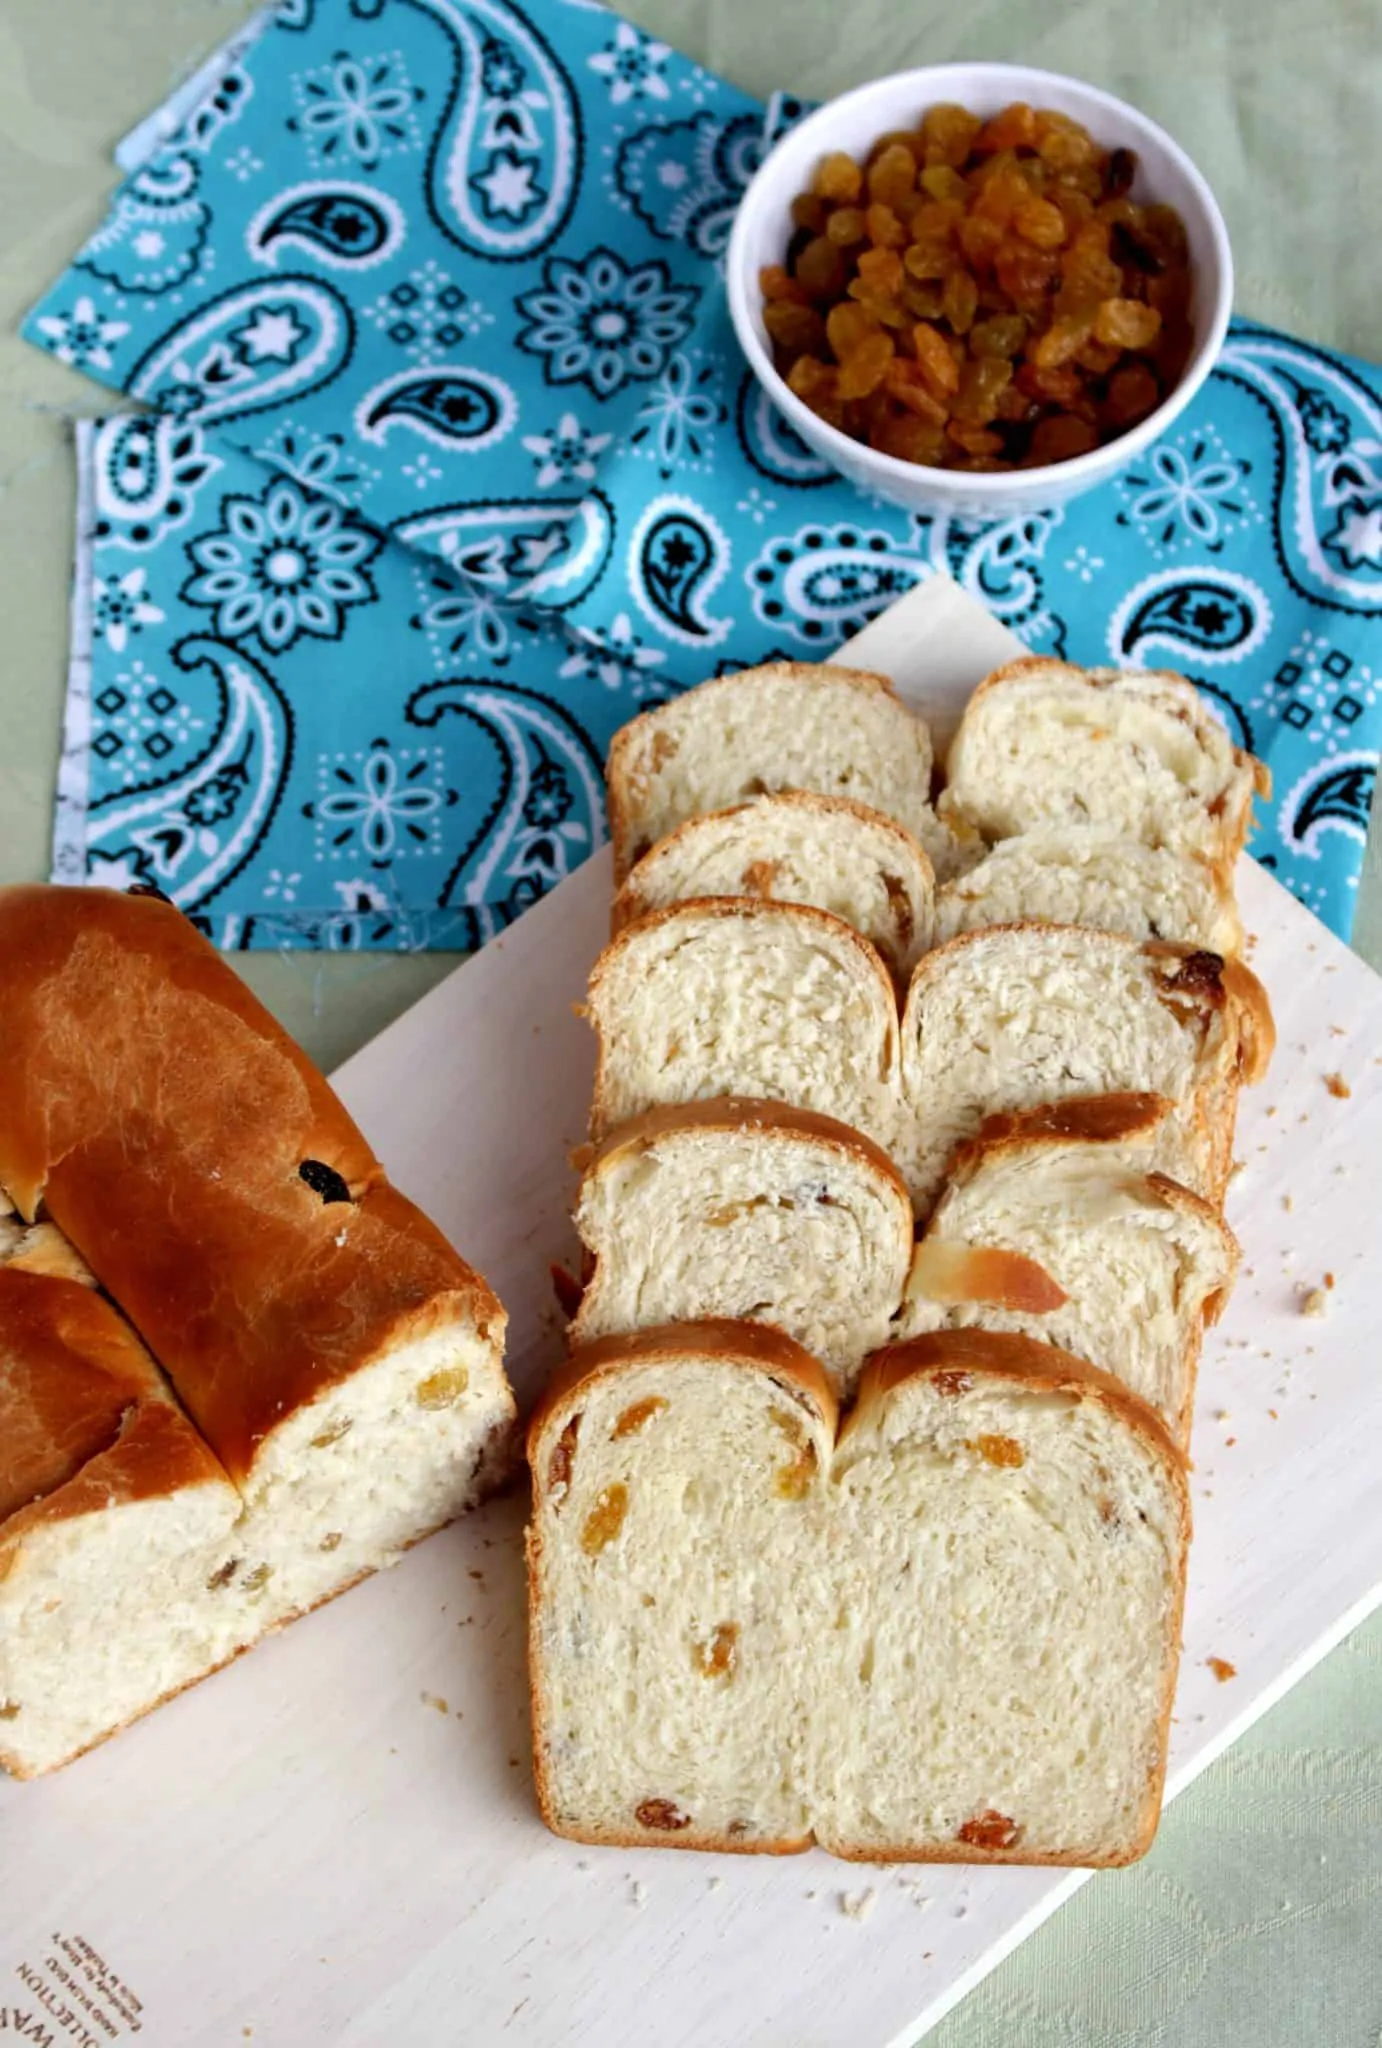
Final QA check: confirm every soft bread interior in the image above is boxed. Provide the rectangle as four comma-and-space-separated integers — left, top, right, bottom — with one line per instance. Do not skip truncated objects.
528, 1331, 1187, 1865
897, 928, 1231, 1212
940, 661, 1261, 868
587, 902, 901, 1153
819, 1352, 1186, 1862
572, 1106, 913, 1393
899, 1123, 1238, 1438
608, 663, 940, 878
529, 1344, 834, 1851
616, 793, 935, 975
934, 824, 1241, 955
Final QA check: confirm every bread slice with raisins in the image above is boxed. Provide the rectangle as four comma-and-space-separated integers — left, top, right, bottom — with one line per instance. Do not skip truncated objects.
897, 1095, 1239, 1440
817, 1331, 1189, 1866
934, 823, 1241, 955
613, 791, 935, 976
897, 925, 1273, 1213
527, 1321, 838, 1854
586, 898, 902, 1153
571, 1101, 914, 1394
938, 659, 1268, 882
527, 1326, 1188, 1867
606, 661, 971, 883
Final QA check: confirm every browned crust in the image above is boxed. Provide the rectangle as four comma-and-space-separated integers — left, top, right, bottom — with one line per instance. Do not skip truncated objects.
527, 1319, 839, 1463
956, 1091, 1175, 1165
850, 1329, 1188, 1478
612, 790, 935, 942
1220, 957, 1275, 1085
584, 1096, 910, 1204
0, 886, 507, 1485
605, 662, 919, 883
587, 897, 901, 1141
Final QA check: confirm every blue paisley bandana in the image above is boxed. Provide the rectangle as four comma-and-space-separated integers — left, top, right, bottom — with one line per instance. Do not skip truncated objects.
25, 0, 1382, 948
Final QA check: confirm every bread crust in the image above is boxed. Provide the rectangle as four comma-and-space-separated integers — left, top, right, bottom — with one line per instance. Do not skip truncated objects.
612, 790, 935, 964
956, 1090, 1176, 1159
0, 887, 506, 1485
584, 1096, 910, 1203
606, 662, 920, 883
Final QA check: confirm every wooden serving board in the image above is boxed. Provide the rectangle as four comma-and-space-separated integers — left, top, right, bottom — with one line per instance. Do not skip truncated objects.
3, 576, 1380, 2048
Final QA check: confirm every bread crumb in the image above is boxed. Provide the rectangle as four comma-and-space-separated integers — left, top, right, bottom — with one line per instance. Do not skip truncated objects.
1207, 1656, 1237, 1683
1325, 1271, 1336, 1289
576, 1860, 591, 1872
1264, 1105, 1278, 1118
1299, 1286, 1329, 1318
631, 1880, 647, 1908
1268, 1408, 1279, 1420
1280, 1193, 1293, 1212
1228, 1157, 1246, 1183
420, 1692, 448, 1714
840, 1888, 878, 1922
804, 1888, 817, 1900
1330, 1025, 1347, 1037
708, 1876, 724, 1891
1225, 1437, 1236, 1447
1323, 1072, 1351, 1099
1216, 1409, 1231, 1423
334, 1229, 348, 1246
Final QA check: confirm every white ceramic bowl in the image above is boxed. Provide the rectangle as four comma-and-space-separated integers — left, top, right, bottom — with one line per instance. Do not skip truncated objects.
726, 62, 1232, 519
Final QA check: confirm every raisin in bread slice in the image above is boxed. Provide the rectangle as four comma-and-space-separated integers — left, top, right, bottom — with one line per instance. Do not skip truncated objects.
528, 1322, 837, 1854
897, 926, 1273, 1213
934, 823, 1241, 954
939, 659, 1268, 880
586, 899, 902, 1153
606, 662, 971, 884
898, 1095, 1239, 1440
613, 792, 935, 977
818, 1331, 1189, 1866
572, 1101, 913, 1394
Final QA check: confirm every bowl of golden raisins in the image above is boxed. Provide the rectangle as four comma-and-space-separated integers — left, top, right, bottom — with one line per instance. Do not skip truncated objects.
726, 63, 1231, 515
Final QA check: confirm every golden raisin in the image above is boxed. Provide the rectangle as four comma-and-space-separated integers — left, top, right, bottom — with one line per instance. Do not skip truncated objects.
794, 235, 846, 299
691, 1622, 739, 1679
1029, 314, 1094, 369
790, 191, 827, 234
415, 1367, 469, 1410
922, 103, 982, 166
548, 1414, 579, 1498
838, 330, 895, 400
941, 268, 979, 334
770, 1407, 818, 1500
975, 102, 1039, 153
868, 142, 918, 209
912, 321, 961, 395
856, 245, 904, 296
865, 202, 907, 249
763, 299, 826, 356
636, 1798, 692, 1831
1092, 297, 1163, 350
612, 1396, 667, 1438
814, 151, 862, 203
1028, 414, 1098, 462
581, 1483, 628, 1556
1012, 197, 1067, 249
759, 263, 808, 305
920, 162, 969, 201
825, 206, 867, 247
971, 1433, 1025, 1468
827, 300, 879, 360
957, 1809, 1022, 1850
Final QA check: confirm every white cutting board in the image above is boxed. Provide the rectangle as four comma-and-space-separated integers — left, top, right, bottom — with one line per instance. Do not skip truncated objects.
2, 575, 1379, 2048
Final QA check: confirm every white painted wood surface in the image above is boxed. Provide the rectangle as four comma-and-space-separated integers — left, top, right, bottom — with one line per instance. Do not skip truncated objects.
2, 575, 1379, 2048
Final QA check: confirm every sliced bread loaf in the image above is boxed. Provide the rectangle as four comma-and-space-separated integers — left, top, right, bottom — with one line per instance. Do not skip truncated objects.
897, 1095, 1239, 1439
939, 659, 1268, 878
528, 1326, 1188, 1866
606, 662, 943, 881
897, 926, 1273, 1212
818, 1331, 1189, 1865
571, 1101, 914, 1393
586, 899, 901, 1152
613, 792, 936, 976
527, 1321, 837, 1853
934, 823, 1241, 954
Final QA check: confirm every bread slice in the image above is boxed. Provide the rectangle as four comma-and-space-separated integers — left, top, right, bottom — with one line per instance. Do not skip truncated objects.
934, 823, 1241, 954
897, 926, 1273, 1213
613, 792, 935, 976
527, 1321, 838, 1854
527, 1325, 1188, 1866
571, 1101, 914, 1393
606, 662, 952, 881
0, 885, 515, 1774
818, 1331, 1189, 1865
939, 659, 1268, 879
0, 1257, 248, 1778
897, 1095, 1239, 1439
586, 899, 902, 1153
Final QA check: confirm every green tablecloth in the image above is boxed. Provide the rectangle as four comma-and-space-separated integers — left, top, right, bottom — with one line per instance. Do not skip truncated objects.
0, 3, 1377, 2039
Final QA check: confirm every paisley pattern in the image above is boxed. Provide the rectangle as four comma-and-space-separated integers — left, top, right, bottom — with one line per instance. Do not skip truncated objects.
405, 0, 582, 261
248, 182, 406, 269
628, 495, 732, 645
354, 366, 517, 449
25, 3, 1382, 947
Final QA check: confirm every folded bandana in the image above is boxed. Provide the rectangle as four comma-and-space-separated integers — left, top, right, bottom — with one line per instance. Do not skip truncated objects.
27, 0, 1382, 947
